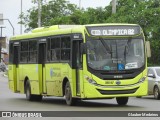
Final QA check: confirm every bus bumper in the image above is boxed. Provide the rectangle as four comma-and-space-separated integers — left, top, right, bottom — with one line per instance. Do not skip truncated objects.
83, 80, 148, 99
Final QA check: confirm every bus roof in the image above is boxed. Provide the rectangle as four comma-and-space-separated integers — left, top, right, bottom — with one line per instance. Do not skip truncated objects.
10, 23, 140, 40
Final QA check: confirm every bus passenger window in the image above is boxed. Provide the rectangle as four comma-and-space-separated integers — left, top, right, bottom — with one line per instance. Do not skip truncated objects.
61, 36, 71, 61
20, 41, 28, 63
51, 50, 57, 61
29, 41, 37, 62
50, 37, 60, 61
55, 49, 60, 60
61, 49, 70, 60
47, 50, 51, 61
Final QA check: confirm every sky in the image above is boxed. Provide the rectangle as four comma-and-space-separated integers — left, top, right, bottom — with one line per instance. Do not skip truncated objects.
0, 0, 112, 37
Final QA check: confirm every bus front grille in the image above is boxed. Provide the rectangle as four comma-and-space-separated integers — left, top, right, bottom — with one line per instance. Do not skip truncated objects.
96, 87, 139, 95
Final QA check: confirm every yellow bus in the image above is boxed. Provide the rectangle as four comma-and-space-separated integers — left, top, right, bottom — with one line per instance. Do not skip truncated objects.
8, 24, 151, 106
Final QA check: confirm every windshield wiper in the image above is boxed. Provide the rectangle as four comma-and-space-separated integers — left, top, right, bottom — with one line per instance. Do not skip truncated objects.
125, 38, 132, 55
99, 37, 111, 54
124, 38, 132, 64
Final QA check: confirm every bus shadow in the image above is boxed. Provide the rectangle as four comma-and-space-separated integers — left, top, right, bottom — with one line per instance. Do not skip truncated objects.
8, 97, 144, 108
41, 97, 143, 108
42, 97, 66, 105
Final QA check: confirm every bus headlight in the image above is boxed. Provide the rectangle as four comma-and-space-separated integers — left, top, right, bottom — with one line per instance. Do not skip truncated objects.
85, 76, 97, 85
139, 76, 146, 83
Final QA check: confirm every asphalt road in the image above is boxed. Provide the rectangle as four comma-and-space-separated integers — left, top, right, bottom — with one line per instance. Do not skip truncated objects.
0, 72, 159, 120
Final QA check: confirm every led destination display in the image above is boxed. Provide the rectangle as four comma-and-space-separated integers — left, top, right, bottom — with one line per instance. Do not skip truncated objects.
86, 25, 141, 36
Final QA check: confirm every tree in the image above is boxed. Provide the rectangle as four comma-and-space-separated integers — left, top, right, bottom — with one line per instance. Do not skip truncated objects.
19, 0, 160, 65
19, 0, 78, 32
104, 0, 160, 65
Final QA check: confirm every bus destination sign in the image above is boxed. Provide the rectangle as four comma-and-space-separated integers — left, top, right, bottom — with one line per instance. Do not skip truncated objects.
86, 26, 141, 36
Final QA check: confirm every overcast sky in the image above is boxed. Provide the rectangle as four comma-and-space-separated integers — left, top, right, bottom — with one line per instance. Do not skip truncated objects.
0, 0, 111, 37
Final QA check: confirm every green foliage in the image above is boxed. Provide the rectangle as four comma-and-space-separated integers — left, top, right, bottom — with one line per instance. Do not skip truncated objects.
19, 0, 160, 65
19, 0, 78, 32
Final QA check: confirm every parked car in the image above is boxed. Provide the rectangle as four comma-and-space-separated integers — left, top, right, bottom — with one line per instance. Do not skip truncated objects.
148, 67, 160, 99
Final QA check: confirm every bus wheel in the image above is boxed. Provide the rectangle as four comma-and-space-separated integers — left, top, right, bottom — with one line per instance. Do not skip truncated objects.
25, 80, 42, 101
116, 97, 128, 105
154, 86, 160, 100
65, 81, 77, 106
25, 80, 34, 101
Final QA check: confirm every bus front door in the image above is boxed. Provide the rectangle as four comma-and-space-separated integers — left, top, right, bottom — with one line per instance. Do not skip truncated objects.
38, 42, 47, 94
73, 40, 83, 96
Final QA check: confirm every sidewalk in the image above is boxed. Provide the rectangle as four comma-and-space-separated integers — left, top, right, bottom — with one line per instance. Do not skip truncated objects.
3, 73, 8, 77
0, 71, 8, 77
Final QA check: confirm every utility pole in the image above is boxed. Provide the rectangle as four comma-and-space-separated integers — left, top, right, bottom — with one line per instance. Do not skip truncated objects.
79, 0, 81, 9
0, 26, 5, 37
20, 0, 23, 34
112, 0, 116, 14
0, 19, 14, 36
38, 0, 42, 27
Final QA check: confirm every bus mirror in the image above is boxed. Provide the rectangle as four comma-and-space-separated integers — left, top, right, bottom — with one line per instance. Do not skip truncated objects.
145, 41, 151, 57
80, 43, 87, 54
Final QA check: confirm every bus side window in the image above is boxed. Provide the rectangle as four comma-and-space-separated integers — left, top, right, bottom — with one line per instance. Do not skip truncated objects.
51, 50, 57, 61
51, 37, 60, 61
61, 36, 71, 61
20, 41, 28, 63
29, 40, 37, 62
47, 50, 51, 61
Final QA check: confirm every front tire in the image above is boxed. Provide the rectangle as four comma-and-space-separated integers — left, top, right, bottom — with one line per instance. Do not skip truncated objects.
154, 86, 160, 100
65, 81, 77, 106
116, 97, 128, 105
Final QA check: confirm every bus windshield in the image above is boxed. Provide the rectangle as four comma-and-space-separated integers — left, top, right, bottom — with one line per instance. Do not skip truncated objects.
87, 38, 145, 71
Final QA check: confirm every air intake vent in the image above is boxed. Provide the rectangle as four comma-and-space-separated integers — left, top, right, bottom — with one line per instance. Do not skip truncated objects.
97, 87, 139, 95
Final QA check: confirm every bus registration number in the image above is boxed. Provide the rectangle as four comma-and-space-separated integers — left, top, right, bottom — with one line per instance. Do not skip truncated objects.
105, 81, 114, 84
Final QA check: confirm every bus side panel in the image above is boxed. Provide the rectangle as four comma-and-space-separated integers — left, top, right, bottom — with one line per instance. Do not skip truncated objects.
79, 70, 84, 97
30, 64, 40, 95
58, 63, 70, 96
8, 65, 17, 92
46, 81, 56, 95
45, 63, 57, 96
45, 63, 72, 96
19, 64, 40, 95
19, 64, 24, 94
45, 63, 61, 96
